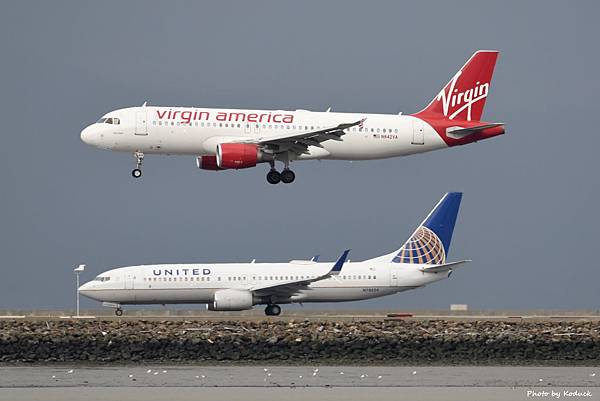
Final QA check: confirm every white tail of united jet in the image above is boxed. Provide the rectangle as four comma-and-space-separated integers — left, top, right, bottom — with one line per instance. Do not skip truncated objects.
79, 193, 470, 316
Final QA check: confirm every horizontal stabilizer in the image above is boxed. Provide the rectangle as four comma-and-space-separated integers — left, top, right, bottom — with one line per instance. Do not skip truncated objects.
419, 259, 471, 273
446, 123, 504, 139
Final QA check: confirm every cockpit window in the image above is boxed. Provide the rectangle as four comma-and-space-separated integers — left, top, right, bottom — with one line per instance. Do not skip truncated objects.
94, 276, 111, 282
96, 117, 120, 125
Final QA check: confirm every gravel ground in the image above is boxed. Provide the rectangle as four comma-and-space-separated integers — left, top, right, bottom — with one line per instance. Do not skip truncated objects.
0, 319, 598, 365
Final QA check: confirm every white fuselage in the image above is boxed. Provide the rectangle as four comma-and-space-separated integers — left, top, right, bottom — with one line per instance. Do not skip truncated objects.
80, 106, 447, 161
78, 259, 448, 306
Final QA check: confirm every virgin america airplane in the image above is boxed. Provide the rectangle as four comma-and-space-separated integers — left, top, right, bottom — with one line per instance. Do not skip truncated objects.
79, 192, 468, 316
80, 51, 504, 184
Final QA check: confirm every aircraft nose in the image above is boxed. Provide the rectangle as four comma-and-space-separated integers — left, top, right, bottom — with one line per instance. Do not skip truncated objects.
80, 125, 95, 145
78, 281, 93, 298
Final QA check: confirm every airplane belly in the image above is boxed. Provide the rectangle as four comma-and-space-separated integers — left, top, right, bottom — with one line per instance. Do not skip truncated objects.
122, 289, 215, 305
320, 128, 446, 160
112, 131, 207, 155
293, 286, 398, 302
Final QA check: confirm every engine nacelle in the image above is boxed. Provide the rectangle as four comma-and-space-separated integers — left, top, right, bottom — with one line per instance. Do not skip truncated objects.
216, 143, 258, 169
196, 155, 223, 171
208, 289, 253, 311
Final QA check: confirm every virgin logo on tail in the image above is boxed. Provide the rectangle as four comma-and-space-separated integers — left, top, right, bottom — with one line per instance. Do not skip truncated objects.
413, 51, 499, 123
436, 70, 490, 121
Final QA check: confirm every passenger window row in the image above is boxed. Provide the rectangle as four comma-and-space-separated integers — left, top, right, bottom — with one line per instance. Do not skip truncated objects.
354, 127, 398, 134
341, 275, 376, 280
143, 276, 210, 282
141, 274, 376, 283
150, 120, 398, 134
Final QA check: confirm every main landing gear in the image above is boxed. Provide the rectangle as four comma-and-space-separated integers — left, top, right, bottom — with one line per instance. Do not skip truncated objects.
280, 169, 295, 184
264, 304, 281, 316
132, 151, 144, 178
115, 308, 123, 316
266, 161, 295, 185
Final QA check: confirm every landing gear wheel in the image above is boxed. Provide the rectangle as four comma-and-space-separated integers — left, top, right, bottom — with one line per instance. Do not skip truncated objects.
115, 308, 123, 317
266, 170, 281, 185
132, 151, 144, 179
264, 304, 281, 316
280, 169, 295, 184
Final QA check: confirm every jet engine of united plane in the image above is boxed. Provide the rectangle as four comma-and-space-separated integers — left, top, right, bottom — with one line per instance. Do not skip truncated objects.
207, 289, 254, 311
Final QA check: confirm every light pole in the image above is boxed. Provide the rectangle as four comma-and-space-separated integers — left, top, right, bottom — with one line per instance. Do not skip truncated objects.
74, 264, 85, 317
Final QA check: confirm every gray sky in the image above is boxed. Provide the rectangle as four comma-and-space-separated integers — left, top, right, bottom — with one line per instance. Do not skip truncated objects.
1, 1, 598, 310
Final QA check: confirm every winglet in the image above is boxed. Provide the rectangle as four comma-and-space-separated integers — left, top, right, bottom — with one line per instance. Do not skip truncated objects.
311, 255, 320, 262
331, 249, 350, 275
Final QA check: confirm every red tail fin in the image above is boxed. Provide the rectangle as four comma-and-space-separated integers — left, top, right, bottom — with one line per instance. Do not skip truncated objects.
414, 50, 499, 121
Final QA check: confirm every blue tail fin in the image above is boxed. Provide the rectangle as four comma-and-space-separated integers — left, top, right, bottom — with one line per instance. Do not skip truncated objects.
392, 192, 463, 264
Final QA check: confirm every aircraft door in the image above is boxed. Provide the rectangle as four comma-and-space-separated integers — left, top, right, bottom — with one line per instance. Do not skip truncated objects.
249, 272, 258, 288
412, 120, 424, 145
390, 269, 398, 287
135, 109, 148, 136
124, 272, 135, 290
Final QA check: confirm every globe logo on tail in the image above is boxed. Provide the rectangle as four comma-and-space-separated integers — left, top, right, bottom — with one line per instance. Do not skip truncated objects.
392, 226, 446, 265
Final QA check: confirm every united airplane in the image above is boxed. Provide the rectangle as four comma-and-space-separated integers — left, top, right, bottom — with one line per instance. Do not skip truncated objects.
79, 192, 470, 316
80, 51, 504, 184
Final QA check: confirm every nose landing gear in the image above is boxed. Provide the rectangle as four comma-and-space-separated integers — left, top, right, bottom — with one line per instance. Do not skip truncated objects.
115, 308, 123, 317
132, 151, 144, 178
264, 304, 281, 316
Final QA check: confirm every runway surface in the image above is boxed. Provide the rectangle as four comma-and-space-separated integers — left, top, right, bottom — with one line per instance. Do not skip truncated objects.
0, 365, 600, 401
1, 365, 598, 387
0, 366, 597, 401
0, 387, 596, 401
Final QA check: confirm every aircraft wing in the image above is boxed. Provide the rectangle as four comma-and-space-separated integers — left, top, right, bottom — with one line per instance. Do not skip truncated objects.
251, 250, 350, 297
239, 119, 365, 156
419, 259, 472, 273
